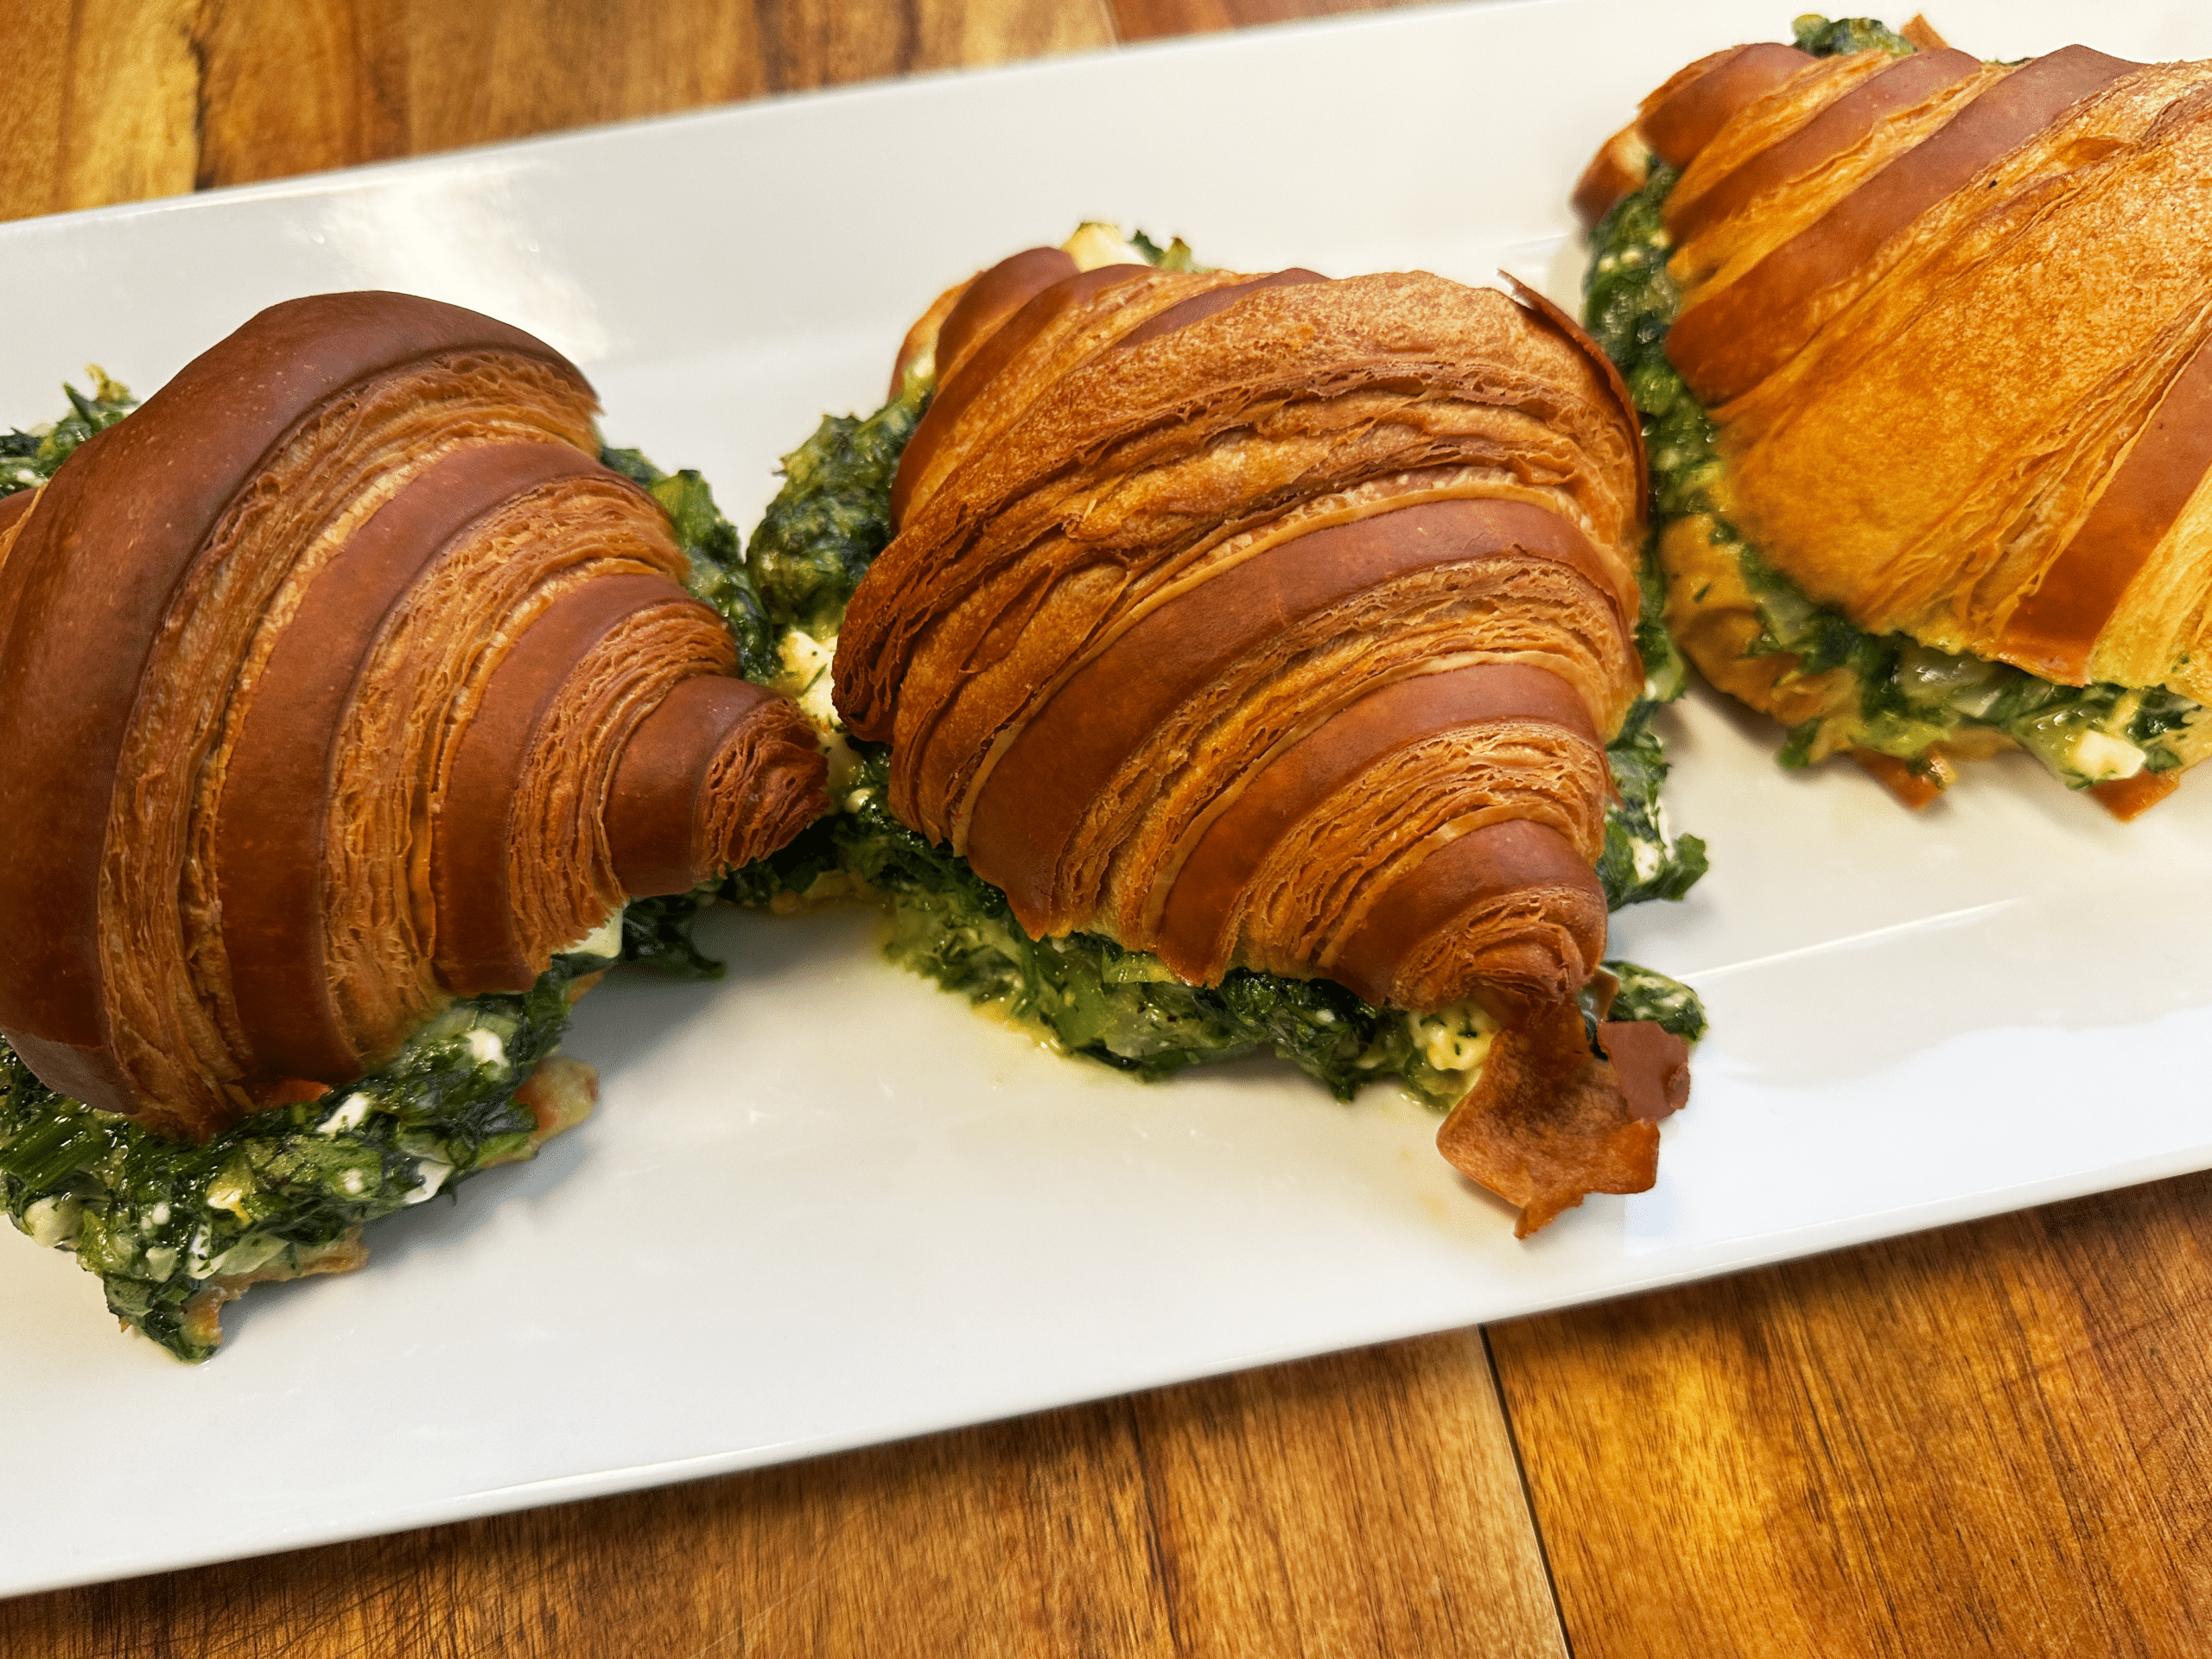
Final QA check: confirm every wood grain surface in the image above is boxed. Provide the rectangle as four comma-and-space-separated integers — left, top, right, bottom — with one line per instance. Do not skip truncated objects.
9, 1, 2212, 1655
1491, 1173, 2212, 1659
1, 1332, 1566, 1657
2, 0, 1120, 221
1113, 0, 1421, 43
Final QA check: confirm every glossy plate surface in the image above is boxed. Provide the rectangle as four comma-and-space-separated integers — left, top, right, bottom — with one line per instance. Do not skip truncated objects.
3, 0, 2209, 1598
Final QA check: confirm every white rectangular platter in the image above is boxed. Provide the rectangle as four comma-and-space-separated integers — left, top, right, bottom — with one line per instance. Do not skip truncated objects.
4, 0, 2210, 1599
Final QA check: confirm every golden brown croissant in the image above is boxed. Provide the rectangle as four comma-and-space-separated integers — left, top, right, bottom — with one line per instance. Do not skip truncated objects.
0, 291, 826, 1142
1580, 18, 2212, 814
833, 249, 1691, 1233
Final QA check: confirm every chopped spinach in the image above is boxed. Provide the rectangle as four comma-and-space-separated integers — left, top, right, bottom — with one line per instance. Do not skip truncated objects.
1632, 531, 1693, 706
1600, 699, 1710, 908
745, 387, 925, 642
782, 751, 1486, 1107
0, 368, 137, 494
1575, 171, 1712, 900
740, 219, 1211, 647
1129, 229, 1201, 270
621, 885, 733, 980
0, 216, 1719, 1362
718, 747, 1701, 1109
1792, 14, 1917, 58
1603, 958, 1709, 1042
1, 950, 607, 1362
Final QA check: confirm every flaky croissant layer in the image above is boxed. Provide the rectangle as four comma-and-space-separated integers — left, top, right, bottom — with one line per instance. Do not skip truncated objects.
0, 292, 825, 1141
835, 247, 1688, 1232
1596, 29, 2212, 718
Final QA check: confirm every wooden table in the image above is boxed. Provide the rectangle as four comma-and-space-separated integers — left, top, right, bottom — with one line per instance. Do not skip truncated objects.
10, 4, 2212, 1653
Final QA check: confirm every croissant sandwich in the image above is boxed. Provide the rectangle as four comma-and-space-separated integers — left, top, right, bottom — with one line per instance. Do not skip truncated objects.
716, 231, 1707, 1236
0, 291, 825, 1357
1577, 14, 2212, 815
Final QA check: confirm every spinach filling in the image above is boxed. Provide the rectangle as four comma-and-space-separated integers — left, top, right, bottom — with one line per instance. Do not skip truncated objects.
630, 235, 1710, 1105
1789, 13, 1916, 58
1589, 21, 2212, 791
0, 369, 136, 494
0, 955, 606, 1363
0, 385, 730, 1362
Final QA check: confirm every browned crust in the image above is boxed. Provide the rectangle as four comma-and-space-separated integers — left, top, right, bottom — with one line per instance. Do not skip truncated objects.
432, 571, 703, 995
1598, 1019, 1693, 1122
963, 498, 1624, 936
1637, 48, 1748, 129
0, 488, 36, 613
3, 1030, 137, 1115
693, 689, 829, 880
606, 674, 827, 897
2090, 770, 2183, 820
890, 276, 974, 400
1504, 275, 1649, 516
889, 263, 1151, 525
932, 247, 1079, 391
1325, 819, 1605, 1018
1572, 122, 1650, 231
1154, 663, 1598, 985
1900, 15, 1949, 53
510, 1052, 600, 1143
1639, 41, 1814, 168
0, 293, 828, 1134
1850, 748, 1948, 809
607, 674, 770, 897
1663, 53, 2212, 694
1669, 46, 2139, 404
843, 261, 1671, 1227
1438, 1002, 1670, 1237
844, 274, 1649, 761
215, 440, 610, 1086
1994, 328, 2212, 681
0, 295, 581, 1071
1111, 269, 1326, 352
1666, 48, 1982, 246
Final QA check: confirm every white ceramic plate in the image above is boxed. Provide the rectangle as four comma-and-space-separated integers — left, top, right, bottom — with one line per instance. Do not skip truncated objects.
4, 0, 2209, 1599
